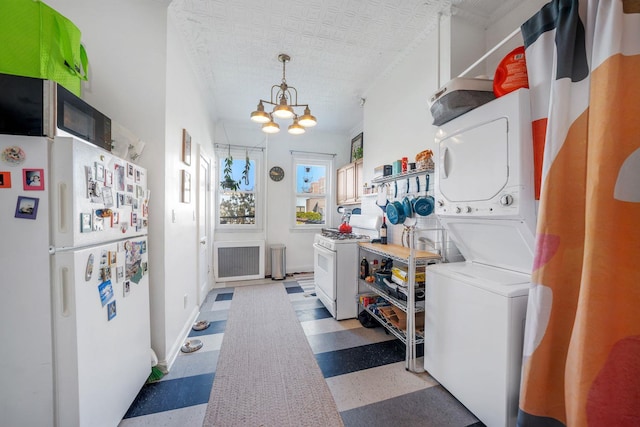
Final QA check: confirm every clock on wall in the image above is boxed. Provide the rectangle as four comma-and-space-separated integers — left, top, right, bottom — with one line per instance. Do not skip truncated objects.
269, 166, 285, 182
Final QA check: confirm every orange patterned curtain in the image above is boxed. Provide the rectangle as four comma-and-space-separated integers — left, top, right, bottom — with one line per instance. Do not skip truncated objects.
518, 1, 640, 426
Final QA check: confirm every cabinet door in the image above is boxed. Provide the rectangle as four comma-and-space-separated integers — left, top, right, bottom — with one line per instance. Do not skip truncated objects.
355, 159, 363, 202
345, 163, 356, 202
337, 166, 348, 204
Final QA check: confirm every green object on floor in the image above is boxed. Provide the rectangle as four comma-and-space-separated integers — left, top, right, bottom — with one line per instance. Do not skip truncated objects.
0, 0, 89, 96
147, 366, 164, 384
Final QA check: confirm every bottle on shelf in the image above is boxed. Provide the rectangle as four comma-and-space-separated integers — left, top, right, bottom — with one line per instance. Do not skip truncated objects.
360, 257, 369, 279
370, 259, 379, 275
380, 215, 388, 245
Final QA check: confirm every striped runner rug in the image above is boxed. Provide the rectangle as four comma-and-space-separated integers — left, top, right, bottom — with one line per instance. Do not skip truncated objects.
202, 282, 344, 426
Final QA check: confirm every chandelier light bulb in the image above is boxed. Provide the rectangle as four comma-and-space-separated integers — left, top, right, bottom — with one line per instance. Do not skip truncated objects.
250, 101, 271, 123
261, 121, 280, 134
272, 97, 295, 119
288, 118, 306, 135
298, 106, 317, 127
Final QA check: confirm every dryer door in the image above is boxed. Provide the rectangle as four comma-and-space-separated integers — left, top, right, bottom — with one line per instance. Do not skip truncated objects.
438, 117, 508, 203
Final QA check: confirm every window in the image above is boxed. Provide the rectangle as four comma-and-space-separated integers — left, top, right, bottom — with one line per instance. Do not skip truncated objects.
292, 153, 333, 229
217, 147, 262, 228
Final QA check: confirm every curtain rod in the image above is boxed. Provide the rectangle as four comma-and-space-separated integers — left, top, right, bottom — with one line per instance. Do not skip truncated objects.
289, 150, 336, 157
215, 143, 265, 152
458, 27, 521, 78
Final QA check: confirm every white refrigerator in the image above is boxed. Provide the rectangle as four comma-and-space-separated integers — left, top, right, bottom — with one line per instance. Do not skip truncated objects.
0, 134, 151, 427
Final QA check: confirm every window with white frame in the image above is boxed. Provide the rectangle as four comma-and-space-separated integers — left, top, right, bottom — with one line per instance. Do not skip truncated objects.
292, 153, 333, 228
217, 147, 262, 228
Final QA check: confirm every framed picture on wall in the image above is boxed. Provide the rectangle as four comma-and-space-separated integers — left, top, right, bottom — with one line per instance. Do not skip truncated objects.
181, 170, 191, 203
350, 132, 363, 162
182, 129, 192, 166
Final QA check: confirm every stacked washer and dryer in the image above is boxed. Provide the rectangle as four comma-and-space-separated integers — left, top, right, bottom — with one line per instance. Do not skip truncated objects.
425, 89, 536, 427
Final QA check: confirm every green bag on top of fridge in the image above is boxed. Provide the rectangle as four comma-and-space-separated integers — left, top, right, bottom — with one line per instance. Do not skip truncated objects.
0, 0, 88, 97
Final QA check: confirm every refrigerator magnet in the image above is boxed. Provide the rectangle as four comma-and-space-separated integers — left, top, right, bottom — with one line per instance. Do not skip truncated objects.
116, 266, 124, 282
103, 188, 114, 207
123, 280, 131, 297
14, 196, 39, 219
111, 211, 120, 226
23, 168, 44, 190
100, 266, 112, 282
0, 171, 11, 188
114, 164, 125, 191
85, 254, 94, 281
95, 162, 105, 181
1, 146, 26, 165
127, 163, 134, 178
80, 213, 92, 233
109, 251, 117, 265
98, 280, 114, 306
107, 301, 117, 321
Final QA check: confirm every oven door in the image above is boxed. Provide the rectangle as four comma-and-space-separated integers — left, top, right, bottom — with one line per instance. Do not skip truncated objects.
313, 242, 337, 317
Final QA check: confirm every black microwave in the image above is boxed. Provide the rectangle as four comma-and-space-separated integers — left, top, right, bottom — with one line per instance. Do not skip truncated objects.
0, 73, 112, 151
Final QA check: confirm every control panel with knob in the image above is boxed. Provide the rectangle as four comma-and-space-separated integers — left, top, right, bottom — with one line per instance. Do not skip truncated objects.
500, 194, 514, 206
455, 206, 462, 214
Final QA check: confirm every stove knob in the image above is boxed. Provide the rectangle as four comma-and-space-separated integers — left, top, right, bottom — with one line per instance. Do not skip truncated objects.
437, 199, 444, 207
465, 206, 472, 213
500, 194, 514, 206
455, 206, 462, 214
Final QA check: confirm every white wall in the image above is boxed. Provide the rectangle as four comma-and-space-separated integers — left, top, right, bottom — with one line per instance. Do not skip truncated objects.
213, 122, 350, 275
160, 12, 216, 366
361, 2, 551, 252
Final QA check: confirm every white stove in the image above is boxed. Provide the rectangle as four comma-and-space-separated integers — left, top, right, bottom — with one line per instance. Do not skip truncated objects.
313, 215, 381, 320
314, 228, 372, 249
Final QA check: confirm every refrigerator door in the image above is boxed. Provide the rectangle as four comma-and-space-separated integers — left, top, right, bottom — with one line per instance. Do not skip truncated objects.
50, 136, 148, 249
52, 237, 150, 427
0, 135, 55, 426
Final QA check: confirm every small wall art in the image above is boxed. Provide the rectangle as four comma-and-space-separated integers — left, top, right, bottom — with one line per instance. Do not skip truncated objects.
0, 171, 11, 188
182, 129, 192, 166
23, 168, 44, 190
350, 132, 363, 162
15, 196, 39, 219
181, 169, 191, 203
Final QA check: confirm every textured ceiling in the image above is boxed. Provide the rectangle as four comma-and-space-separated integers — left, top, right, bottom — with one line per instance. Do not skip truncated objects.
169, 0, 524, 134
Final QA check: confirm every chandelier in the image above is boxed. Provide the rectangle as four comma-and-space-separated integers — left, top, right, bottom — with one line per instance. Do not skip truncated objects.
250, 53, 317, 135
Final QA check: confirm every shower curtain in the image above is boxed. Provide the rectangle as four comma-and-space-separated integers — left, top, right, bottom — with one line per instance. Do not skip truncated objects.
518, 1, 640, 426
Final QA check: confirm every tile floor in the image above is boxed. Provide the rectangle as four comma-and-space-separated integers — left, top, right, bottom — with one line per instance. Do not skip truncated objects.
119, 276, 483, 427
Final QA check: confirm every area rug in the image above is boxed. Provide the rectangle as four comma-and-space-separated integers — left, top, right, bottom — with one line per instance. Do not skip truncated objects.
202, 282, 344, 426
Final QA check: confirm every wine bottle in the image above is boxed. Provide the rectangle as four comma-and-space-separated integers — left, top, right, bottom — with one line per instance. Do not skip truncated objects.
360, 257, 369, 279
380, 215, 387, 244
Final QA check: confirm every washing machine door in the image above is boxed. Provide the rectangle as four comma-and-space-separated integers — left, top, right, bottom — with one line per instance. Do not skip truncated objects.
438, 117, 509, 203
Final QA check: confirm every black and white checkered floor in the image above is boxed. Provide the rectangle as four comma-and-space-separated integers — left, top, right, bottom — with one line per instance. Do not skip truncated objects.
119, 277, 483, 426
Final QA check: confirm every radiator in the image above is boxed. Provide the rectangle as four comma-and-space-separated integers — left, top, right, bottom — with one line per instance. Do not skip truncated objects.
213, 240, 265, 282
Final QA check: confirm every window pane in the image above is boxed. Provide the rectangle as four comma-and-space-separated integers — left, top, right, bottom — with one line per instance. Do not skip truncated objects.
295, 196, 325, 224
219, 192, 255, 225
296, 164, 326, 194
220, 158, 255, 191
